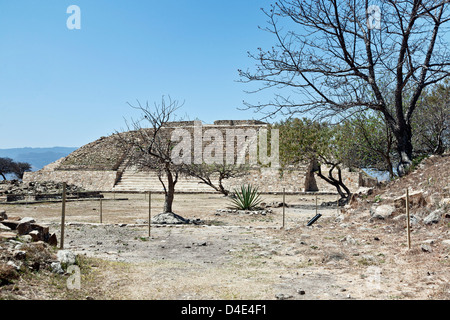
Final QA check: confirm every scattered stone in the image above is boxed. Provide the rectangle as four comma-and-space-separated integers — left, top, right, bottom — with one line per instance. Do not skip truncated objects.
0, 220, 19, 230
48, 233, 58, 246
424, 209, 444, 225
394, 191, 426, 208
19, 217, 36, 224
7, 216, 21, 221
51, 262, 64, 274
370, 205, 395, 220
421, 244, 433, 253
29, 230, 41, 242
13, 250, 26, 260
135, 219, 148, 224
57, 250, 77, 266
20, 235, 33, 243
0, 210, 7, 221
17, 222, 33, 235
265, 202, 288, 208
275, 293, 293, 300
151, 212, 190, 225
0, 232, 17, 240
340, 235, 357, 245
441, 240, 450, 248
297, 289, 306, 295
393, 214, 421, 225
7, 260, 21, 271
0, 223, 11, 232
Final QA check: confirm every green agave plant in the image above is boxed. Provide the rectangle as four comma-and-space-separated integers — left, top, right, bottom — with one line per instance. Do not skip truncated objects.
229, 184, 262, 210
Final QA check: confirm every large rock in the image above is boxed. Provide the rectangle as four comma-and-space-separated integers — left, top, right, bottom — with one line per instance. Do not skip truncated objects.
17, 222, 33, 235
370, 205, 396, 220
57, 250, 77, 266
0, 210, 7, 221
48, 233, 58, 246
0, 223, 11, 231
0, 220, 20, 230
394, 191, 426, 208
423, 209, 444, 225
19, 217, 36, 224
151, 212, 190, 225
0, 232, 17, 240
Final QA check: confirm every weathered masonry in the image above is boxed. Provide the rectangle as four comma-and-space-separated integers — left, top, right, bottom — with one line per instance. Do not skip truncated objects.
23, 120, 376, 193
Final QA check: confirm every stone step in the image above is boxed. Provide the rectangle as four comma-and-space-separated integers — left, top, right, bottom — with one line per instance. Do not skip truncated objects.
113, 169, 215, 192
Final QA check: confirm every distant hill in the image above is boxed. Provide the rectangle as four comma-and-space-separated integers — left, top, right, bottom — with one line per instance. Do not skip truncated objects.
0, 147, 77, 178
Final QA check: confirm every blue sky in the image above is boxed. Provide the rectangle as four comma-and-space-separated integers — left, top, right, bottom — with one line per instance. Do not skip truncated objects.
0, 0, 276, 148
1, 1, 449, 149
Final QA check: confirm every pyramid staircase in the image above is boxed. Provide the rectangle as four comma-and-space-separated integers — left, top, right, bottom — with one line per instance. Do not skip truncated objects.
112, 166, 215, 193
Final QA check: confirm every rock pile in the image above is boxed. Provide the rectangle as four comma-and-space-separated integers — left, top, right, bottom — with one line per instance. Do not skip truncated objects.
0, 210, 57, 246
0, 180, 102, 202
0, 180, 83, 194
151, 212, 203, 225
215, 208, 273, 215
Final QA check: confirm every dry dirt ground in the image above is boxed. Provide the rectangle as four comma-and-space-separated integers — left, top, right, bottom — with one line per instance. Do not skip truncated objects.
1, 191, 449, 300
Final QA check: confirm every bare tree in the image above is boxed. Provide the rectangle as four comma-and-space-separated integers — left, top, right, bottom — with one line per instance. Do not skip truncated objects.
239, 0, 450, 176
116, 96, 184, 214
11, 162, 32, 180
183, 163, 249, 196
0, 157, 14, 180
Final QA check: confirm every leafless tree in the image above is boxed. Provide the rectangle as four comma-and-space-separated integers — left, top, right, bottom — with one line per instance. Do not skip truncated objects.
116, 96, 184, 214
0, 157, 14, 180
183, 163, 249, 196
239, 0, 450, 176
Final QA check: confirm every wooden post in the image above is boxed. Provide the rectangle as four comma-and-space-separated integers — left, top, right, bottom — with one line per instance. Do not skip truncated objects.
315, 194, 318, 216
100, 198, 103, 224
406, 188, 411, 249
148, 191, 152, 237
60, 182, 67, 249
282, 188, 286, 229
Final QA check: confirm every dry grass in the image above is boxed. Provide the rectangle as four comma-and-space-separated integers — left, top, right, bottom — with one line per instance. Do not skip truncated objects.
0, 155, 449, 300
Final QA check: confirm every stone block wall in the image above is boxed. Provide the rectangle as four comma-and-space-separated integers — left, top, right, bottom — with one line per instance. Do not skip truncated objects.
23, 170, 118, 191
223, 167, 308, 193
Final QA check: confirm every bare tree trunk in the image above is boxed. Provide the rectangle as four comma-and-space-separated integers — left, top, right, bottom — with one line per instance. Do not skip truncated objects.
394, 125, 414, 176
162, 169, 177, 213
316, 164, 352, 205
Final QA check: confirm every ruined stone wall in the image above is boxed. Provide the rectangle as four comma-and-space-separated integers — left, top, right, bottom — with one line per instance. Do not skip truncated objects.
22, 120, 374, 193
23, 165, 364, 193
223, 167, 308, 193
23, 170, 117, 191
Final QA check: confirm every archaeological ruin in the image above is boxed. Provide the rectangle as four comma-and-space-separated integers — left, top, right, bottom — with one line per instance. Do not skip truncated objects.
23, 120, 377, 194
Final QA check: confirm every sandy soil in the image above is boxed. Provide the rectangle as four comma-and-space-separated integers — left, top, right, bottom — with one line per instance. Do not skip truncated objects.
2, 192, 449, 300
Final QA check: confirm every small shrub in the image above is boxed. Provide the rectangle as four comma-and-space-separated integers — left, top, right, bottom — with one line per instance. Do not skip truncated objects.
229, 184, 262, 210
374, 195, 383, 203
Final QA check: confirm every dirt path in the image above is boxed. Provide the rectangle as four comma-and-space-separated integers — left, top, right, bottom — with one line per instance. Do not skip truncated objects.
2, 193, 449, 299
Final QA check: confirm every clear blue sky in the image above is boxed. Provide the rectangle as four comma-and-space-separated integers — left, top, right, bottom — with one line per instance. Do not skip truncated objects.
0, 0, 276, 148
